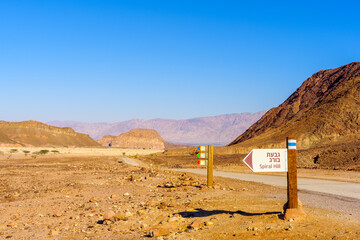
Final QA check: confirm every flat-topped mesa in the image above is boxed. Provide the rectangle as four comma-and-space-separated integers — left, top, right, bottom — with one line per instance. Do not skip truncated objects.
228, 62, 360, 149
97, 128, 166, 149
0, 120, 100, 147
0, 120, 78, 135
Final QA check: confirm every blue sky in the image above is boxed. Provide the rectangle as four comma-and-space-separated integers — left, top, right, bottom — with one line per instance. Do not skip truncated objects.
1, 0, 359, 122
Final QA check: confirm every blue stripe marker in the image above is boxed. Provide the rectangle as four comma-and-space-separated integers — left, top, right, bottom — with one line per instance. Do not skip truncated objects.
288, 139, 296, 149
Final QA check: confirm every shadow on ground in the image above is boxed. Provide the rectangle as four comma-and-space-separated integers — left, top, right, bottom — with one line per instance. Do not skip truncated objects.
177, 208, 282, 218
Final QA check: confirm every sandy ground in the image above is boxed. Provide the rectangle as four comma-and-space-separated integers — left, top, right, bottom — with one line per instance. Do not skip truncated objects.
1, 154, 359, 239
0, 147, 163, 159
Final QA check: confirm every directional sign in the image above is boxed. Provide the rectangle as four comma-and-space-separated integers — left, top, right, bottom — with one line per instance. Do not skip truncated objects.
242, 149, 288, 172
197, 152, 208, 159
197, 145, 207, 152
194, 145, 214, 187
196, 145, 208, 159
197, 160, 207, 166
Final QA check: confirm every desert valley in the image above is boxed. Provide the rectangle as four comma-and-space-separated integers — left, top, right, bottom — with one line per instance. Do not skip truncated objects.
1, 62, 360, 239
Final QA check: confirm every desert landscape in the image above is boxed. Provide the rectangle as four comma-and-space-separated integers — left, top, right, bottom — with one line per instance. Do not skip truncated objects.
1, 2, 360, 239
1, 62, 360, 239
1, 153, 359, 239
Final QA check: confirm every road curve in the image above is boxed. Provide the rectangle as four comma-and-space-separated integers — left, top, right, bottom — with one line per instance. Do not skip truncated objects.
121, 157, 141, 167
121, 157, 360, 200
121, 157, 360, 221
167, 168, 360, 200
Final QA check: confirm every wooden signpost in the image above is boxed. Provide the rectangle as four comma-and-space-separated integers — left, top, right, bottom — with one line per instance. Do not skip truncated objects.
196, 145, 213, 187
284, 137, 306, 219
242, 137, 306, 219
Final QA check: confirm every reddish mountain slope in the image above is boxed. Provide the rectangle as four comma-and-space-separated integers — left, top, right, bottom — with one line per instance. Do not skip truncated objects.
226, 62, 360, 170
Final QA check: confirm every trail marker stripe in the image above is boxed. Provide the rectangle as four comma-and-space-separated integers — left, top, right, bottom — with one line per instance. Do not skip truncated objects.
288, 139, 296, 149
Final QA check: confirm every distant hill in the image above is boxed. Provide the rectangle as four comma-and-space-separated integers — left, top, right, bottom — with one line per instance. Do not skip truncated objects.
47, 112, 266, 146
97, 128, 184, 150
0, 120, 100, 147
226, 62, 360, 170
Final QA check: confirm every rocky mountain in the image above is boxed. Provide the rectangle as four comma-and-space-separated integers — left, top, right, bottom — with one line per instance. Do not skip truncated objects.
0, 120, 100, 147
227, 62, 360, 170
97, 129, 167, 149
48, 112, 266, 146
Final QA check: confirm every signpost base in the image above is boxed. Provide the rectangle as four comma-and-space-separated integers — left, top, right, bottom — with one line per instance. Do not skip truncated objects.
284, 207, 306, 220
283, 200, 306, 220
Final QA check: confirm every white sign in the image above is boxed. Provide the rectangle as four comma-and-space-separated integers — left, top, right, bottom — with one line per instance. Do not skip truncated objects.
197, 145, 207, 151
197, 152, 207, 159
242, 149, 288, 172
197, 160, 207, 166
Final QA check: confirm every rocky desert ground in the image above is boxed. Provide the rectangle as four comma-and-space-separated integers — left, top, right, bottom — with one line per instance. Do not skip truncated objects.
1, 149, 359, 239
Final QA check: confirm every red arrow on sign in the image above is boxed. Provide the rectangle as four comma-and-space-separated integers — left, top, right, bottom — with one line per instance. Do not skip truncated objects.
242, 151, 253, 170
197, 160, 206, 166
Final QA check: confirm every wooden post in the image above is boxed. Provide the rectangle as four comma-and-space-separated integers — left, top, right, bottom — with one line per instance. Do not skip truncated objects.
284, 137, 305, 219
207, 145, 213, 187
286, 137, 298, 208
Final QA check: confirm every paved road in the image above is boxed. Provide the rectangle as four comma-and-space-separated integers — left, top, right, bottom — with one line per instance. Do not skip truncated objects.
167, 168, 360, 200
121, 157, 360, 221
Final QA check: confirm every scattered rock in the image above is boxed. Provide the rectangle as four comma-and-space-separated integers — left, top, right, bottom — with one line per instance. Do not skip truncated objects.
205, 221, 214, 226
103, 211, 115, 220
7, 222, 16, 228
53, 211, 62, 217
188, 220, 201, 230
149, 228, 170, 237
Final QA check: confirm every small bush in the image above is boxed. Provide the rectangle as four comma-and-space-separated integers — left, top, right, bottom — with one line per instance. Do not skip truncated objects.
33, 149, 49, 155
122, 152, 126, 156
51, 150, 60, 154
23, 150, 31, 155
10, 149, 18, 153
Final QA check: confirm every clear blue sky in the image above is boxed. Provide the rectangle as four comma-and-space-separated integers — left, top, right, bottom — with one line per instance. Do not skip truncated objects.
1, 0, 359, 122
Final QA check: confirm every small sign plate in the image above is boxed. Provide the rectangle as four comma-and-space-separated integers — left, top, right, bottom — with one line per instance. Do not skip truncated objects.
242, 149, 288, 172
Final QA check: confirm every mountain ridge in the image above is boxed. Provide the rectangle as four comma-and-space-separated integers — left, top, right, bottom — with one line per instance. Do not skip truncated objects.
229, 62, 360, 148
0, 120, 100, 147
48, 111, 266, 145
225, 62, 360, 170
